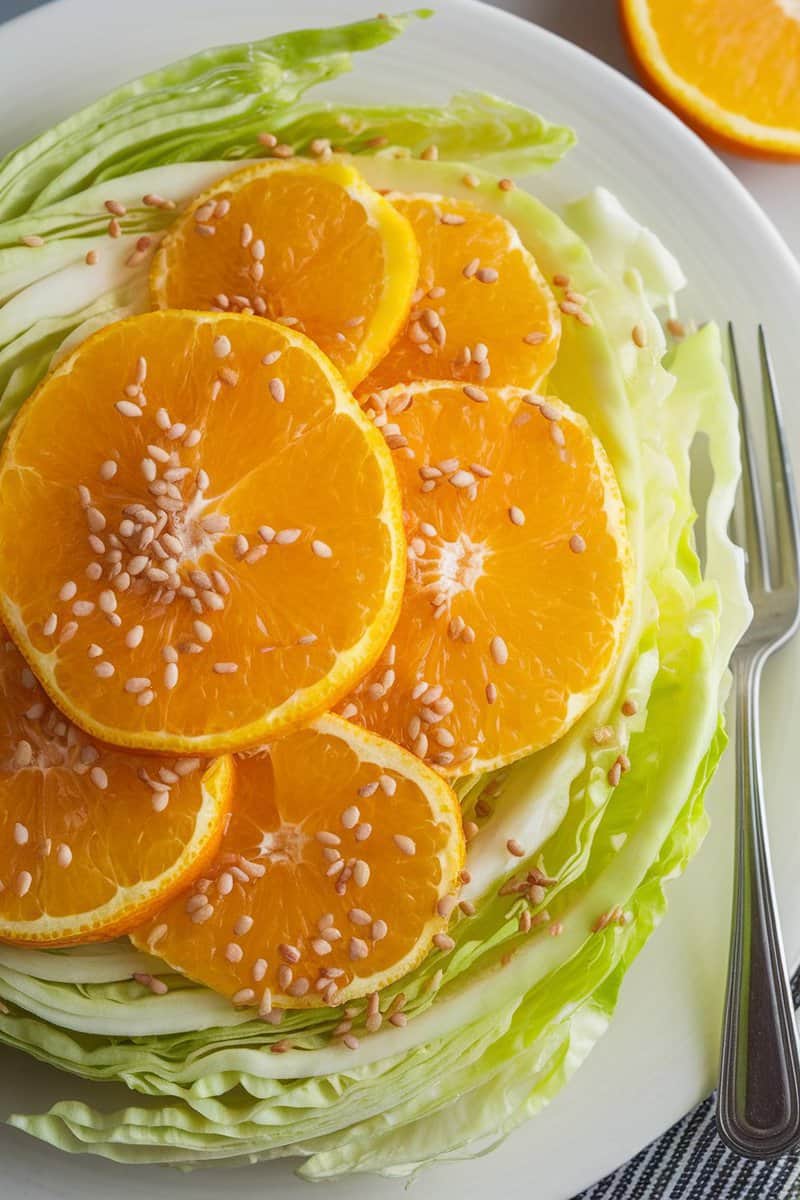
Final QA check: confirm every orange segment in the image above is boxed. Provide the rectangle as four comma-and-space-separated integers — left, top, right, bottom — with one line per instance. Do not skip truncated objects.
358, 192, 560, 395
339, 383, 632, 776
621, 0, 800, 159
0, 627, 233, 946
150, 160, 420, 385
131, 714, 464, 1011
0, 311, 405, 754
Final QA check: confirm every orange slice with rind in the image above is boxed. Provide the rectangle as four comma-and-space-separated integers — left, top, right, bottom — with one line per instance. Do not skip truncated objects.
339, 381, 632, 776
0, 627, 233, 946
131, 714, 464, 1012
621, 0, 800, 160
150, 159, 420, 386
0, 310, 405, 754
358, 191, 560, 395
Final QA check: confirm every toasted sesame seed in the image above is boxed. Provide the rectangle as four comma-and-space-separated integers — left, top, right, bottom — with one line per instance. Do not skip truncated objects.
622, 699, 638, 717
553, 273, 570, 287
433, 932, 455, 952
498, 177, 514, 191
506, 838, 525, 858
608, 761, 622, 787
569, 534, 586, 554
666, 318, 686, 338
420, 144, 438, 161
592, 725, 615, 746
632, 323, 647, 348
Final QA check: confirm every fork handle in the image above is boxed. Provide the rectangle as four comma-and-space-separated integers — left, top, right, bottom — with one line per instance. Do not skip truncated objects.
717, 650, 800, 1158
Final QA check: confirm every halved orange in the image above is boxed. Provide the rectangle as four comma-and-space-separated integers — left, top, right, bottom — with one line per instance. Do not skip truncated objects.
357, 192, 560, 396
131, 714, 464, 1012
621, 0, 800, 160
0, 311, 405, 754
339, 382, 632, 776
0, 627, 233, 946
150, 160, 420, 386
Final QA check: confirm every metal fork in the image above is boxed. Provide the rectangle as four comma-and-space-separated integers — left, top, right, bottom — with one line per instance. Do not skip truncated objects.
716, 325, 800, 1159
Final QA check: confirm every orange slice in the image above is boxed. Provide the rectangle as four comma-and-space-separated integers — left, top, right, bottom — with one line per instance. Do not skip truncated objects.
131, 714, 464, 1011
0, 311, 405, 754
338, 382, 632, 776
357, 192, 560, 395
150, 160, 420, 386
621, 0, 800, 160
0, 627, 233, 946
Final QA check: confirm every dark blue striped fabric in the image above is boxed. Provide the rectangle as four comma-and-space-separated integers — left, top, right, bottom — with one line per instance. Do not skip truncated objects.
574, 973, 800, 1199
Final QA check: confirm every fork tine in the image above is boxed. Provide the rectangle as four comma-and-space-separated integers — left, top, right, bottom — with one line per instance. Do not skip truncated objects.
758, 326, 799, 594
728, 323, 769, 593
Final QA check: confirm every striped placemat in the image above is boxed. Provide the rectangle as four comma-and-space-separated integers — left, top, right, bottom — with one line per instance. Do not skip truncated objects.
576, 976, 800, 1199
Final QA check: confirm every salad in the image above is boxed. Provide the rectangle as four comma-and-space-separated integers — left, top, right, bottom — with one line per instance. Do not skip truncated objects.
0, 12, 751, 1180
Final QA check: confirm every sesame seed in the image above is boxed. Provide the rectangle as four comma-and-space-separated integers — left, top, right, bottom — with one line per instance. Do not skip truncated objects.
312, 539, 332, 559
349, 937, 369, 960
524, 330, 547, 345
608, 762, 622, 787
622, 699, 638, 717
508, 506, 525, 526
393, 834, 416, 857
163, 662, 179, 690
353, 860, 370, 887
224, 943, 244, 964
553, 273, 570, 287
498, 177, 514, 191
464, 820, 479, 842
94, 661, 115, 679
569, 534, 586, 554
279, 943, 301, 964
21, 234, 44, 247
252, 959, 267, 982
275, 528, 301, 545
462, 257, 480, 279
490, 636, 508, 666
349, 908, 371, 926
233, 989, 255, 1006
449, 469, 476, 488
462, 384, 488, 404
213, 662, 238, 675
440, 212, 466, 226
485, 682, 498, 704
592, 725, 614, 746
420, 144, 438, 161
116, 400, 142, 418
341, 805, 359, 829
506, 838, 525, 857
72, 600, 94, 617
632, 323, 647, 348
90, 766, 108, 790
476, 267, 498, 284
15, 870, 32, 897
666, 318, 686, 338
433, 932, 455, 952
85, 249, 99, 265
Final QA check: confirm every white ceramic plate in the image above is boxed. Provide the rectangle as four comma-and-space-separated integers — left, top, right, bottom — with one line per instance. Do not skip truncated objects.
1, 2, 799, 1197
